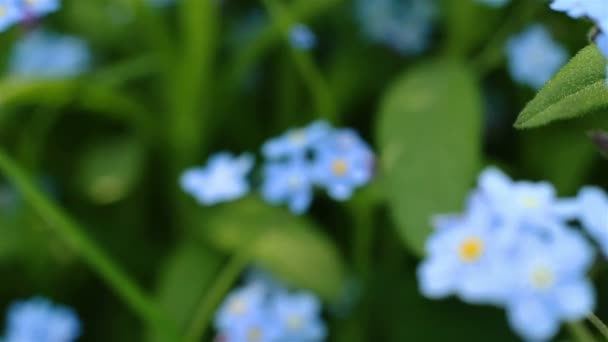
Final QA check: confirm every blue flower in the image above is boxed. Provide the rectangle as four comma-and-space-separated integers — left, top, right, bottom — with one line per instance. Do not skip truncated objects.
271, 292, 326, 341
289, 24, 316, 51
181, 152, 254, 205
550, 0, 590, 18
9, 30, 91, 79
262, 121, 331, 160
21, 0, 60, 18
312, 129, 374, 200
476, 167, 568, 225
418, 196, 511, 305
505, 229, 594, 341
3, 297, 81, 342
215, 282, 267, 332
261, 157, 314, 214
477, 0, 509, 8
355, 0, 437, 55
215, 271, 327, 342
0, 1, 22, 32
506, 25, 568, 89
571, 187, 608, 257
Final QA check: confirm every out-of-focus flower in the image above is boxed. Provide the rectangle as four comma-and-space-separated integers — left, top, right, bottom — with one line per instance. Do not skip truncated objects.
550, 0, 590, 18
261, 158, 314, 214
215, 271, 326, 342
418, 166, 596, 341
21, 0, 60, 18
289, 24, 316, 51
3, 297, 81, 342
477, 0, 510, 8
272, 292, 326, 341
418, 197, 510, 305
180, 152, 254, 205
9, 30, 91, 78
0, 1, 22, 32
312, 129, 374, 201
572, 187, 608, 256
215, 282, 267, 331
355, 0, 437, 55
262, 121, 331, 160
505, 230, 594, 341
506, 25, 568, 89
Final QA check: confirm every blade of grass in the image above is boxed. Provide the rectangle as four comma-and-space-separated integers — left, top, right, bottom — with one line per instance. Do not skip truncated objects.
0, 149, 181, 341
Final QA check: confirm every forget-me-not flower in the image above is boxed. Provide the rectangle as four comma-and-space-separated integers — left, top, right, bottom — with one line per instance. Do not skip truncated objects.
180, 152, 254, 205
418, 196, 511, 305
572, 186, 608, 257
10, 30, 91, 78
262, 121, 331, 160
272, 292, 326, 341
261, 158, 315, 214
355, 0, 437, 55
21, 0, 60, 18
215, 271, 327, 342
289, 24, 316, 51
3, 297, 81, 342
0, 1, 22, 32
505, 229, 595, 341
419, 166, 597, 341
312, 129, 374, 201
506, 25, 568, 89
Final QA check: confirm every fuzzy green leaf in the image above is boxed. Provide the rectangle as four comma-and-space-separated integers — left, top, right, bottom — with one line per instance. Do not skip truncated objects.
515, 45, 608, 129
376, 60, 482, 256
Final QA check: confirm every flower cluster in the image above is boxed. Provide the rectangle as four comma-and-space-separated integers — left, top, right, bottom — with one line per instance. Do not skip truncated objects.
2, 297, 81, 342
418, 167, 601, 341
0, 0, 59, 32
506, 25, 568, 90
180, 121, 374, 214
261, 121, 374, 214
215, 273, 326, 342
355, 0, 437, 55
10, 29, 91, 78
550, 0, 608, 82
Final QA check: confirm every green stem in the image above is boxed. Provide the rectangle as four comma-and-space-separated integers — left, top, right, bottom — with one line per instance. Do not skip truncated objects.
569, 321, 600, 342
184, 250, 251, 342
588, 313, 608, 341
0, 149, 181, 341
261, 0, 337, 122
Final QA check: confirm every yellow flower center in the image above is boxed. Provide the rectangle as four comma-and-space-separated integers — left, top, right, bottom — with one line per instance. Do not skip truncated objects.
0, 6, 6, 17
287, 315, 303, 330
331, 159, 348, 176
247, 327, 263, 342
458, 237, 484, 263
531, 267, 554, 290
521, 197, 540, 208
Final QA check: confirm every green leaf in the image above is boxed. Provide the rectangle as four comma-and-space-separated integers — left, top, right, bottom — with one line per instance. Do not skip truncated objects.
149, 240, 222, 341
77, 137, 145, 204
520, 114, 608, 194
201, 197, 347, 301
376, 60, 482, 256
515, 45, 608, 129
0, 79, 153, 136
443, 0, 500, 56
